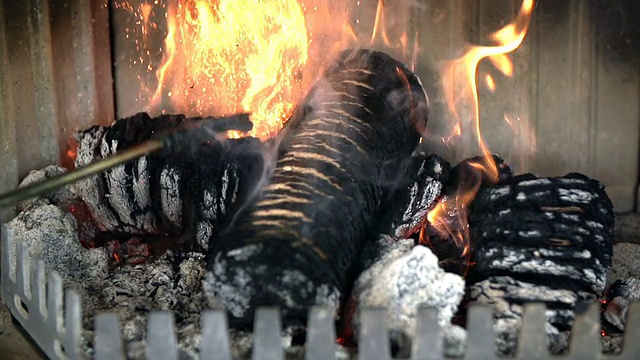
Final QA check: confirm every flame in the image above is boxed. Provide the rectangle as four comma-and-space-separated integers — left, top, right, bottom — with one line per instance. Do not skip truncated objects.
149, 0, 312, 139
114, 0, 421, 139
484, 74, 496, 92
421, 0, 535, 268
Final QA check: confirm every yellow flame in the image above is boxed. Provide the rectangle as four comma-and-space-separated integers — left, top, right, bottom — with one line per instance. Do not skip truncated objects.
370, 0, 391, 46
442, 0, 533, 180
114, 0, 422, 139
485, 74, 496, 92
423, 0, 535, 266
150, 0, 311, 139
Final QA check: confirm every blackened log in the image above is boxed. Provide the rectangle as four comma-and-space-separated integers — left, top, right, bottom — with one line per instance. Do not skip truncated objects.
375, 150, 449, 238
420, 154, 511, 274
205, 49, 431, 327
74, 112, 264, 248
467, 173, 615, 331
74, 112, 184, 235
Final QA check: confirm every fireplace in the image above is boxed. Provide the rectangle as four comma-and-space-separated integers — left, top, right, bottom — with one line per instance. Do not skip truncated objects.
1, 0, 640, 359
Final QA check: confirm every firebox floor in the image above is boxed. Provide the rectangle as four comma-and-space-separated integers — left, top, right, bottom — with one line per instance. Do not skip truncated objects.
0, 300, 45, 359
2, 212, 640, 360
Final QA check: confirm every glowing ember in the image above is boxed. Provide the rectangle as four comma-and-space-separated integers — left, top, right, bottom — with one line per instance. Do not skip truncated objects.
422, 0, 535, 265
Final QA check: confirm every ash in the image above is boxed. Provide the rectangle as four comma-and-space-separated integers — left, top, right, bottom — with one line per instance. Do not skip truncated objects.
352, 236, 467, 357
6, 172, 110, 319
85, 250, 208, 359
608, 242, 640, 283
8, 166, 211, 359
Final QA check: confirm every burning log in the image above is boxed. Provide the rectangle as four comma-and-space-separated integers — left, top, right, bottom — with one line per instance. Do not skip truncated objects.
204, 49, 432, 326
466, 172, 615, 355
419, 154, 512, 275
74, 112, 265, 249
376, 151, 449, 238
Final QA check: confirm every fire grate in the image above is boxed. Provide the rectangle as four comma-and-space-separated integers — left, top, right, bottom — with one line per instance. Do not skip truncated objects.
2, 224, 640, 360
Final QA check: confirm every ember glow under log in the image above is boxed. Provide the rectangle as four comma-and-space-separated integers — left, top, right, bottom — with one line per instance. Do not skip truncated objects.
204, 49, 431, 326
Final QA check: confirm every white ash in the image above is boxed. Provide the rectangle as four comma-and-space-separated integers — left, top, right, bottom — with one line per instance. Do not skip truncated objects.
469, 276, 594, 328
480, 246, 606, 293
440, 325, 467, 358
5, 202, 110, 318
608, 242, 640, 284
16, 165, 78, 211
74, 126, 122, 232
489, 186, 511, 201
352, 237, 465, 343
518, 178, 553, 186
160, 167, 183, 228
601, 334, 625, 355
393, 177, 442, 237
493, 317, 570, 356
227, 329, 353, 360
83, 250, 208, 359
204, 252, 342, 321
557, 188, 593, 204
377, 153, 448, 238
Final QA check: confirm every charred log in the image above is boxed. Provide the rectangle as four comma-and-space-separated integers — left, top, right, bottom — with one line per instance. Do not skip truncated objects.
466, 172, 615, 355
204, 49, 432, 327
468, 173, 614, 296
74, 112, 265, 249
376, 150, 449, 238
420, 154, 511, 275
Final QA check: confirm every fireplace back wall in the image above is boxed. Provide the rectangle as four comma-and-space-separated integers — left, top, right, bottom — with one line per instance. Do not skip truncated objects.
0, 0, 639, 224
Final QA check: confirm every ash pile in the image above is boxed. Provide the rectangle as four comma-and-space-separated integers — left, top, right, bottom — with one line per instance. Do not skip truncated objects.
2, 48, 632, 359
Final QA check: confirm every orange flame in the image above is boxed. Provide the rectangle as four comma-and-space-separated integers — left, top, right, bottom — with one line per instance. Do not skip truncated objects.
422, 0, 535, 267
149, 0, 312, 139
116, 0, 421, 139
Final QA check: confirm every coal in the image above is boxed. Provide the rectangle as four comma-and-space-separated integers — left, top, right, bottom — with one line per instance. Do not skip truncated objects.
205, 48, 432, 327
466, 172, 615, 355
74, 112, 266, 249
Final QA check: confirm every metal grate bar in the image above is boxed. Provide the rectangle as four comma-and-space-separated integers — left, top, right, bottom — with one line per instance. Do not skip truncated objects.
616, 302, 640, 360
2, 224, 640, 360
516, 304, 548, 360
252, 308, 284, 360
200, 310, 232, 360
305, 307, 336, 360
411, 307, 443, 360
146, 312, 178, 360
464, 305, 497, 360
358, 308, 391, 360
570, 304, 602, 358
94, 313, 126, 360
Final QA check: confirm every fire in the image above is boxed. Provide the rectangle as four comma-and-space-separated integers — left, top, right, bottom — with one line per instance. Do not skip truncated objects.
421, 0, 535, 265
113, 0, 421, 139
149, 0, 311, 138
